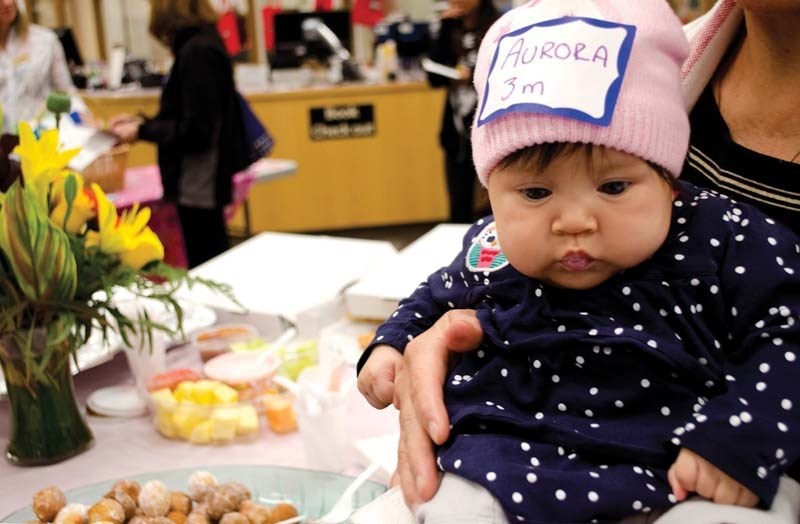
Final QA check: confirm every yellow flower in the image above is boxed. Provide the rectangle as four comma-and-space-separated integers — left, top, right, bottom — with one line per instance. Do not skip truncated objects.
120, 226, 164, 270
84, 184, 164, 270
13, 121, 80, 209
49, 172, 96, 234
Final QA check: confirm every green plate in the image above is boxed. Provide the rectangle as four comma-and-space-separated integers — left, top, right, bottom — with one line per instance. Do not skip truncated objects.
3, 464, 387, 522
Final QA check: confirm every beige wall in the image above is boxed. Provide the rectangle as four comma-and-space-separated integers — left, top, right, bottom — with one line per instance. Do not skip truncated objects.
69, 0, 100, 61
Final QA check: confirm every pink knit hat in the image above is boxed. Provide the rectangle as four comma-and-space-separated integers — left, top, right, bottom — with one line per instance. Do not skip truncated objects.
472, 0, 690, 185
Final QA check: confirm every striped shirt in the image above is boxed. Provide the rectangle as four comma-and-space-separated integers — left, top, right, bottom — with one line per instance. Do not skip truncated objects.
683, 84, 800, 234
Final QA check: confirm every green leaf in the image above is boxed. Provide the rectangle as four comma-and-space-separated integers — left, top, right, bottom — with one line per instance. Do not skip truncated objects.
0, 181, 77, 301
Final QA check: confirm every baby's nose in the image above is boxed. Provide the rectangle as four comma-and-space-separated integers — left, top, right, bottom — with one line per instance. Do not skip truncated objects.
551, 206, 598, 235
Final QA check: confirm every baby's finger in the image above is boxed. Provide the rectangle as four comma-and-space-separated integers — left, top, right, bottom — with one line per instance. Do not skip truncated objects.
711, 478, 739, 506
371, 375, 395, 408
694, 461, 720, 500
667, 465, 689, 501
735, 486, 759, 508
357, 371, 390, 409
669, 456, 698, 500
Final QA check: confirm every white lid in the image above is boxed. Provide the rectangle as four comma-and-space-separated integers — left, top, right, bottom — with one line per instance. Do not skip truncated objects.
203, 351, 280, 385
87, 384, 148, 418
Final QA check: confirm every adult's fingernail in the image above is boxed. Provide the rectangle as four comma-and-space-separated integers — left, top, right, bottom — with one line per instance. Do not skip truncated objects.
415, 473, 424, 492
427, 421, 438, 438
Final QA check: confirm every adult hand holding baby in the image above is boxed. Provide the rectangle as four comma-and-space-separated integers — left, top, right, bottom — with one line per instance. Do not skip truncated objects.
358, 310, 482, 506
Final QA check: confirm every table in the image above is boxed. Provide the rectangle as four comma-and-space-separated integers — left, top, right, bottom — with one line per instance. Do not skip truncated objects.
0, 349, 397, 518
108, 158, 298, 268
0, 230, 399, 519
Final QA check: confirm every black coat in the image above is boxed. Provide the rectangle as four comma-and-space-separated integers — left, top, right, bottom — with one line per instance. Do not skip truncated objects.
138, 24, 247, 207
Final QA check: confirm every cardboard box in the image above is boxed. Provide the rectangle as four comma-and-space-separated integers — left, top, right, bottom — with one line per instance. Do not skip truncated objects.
345, 224, 470, 321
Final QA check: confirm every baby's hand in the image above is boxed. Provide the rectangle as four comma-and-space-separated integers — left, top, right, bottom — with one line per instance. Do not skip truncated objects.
667, 448, 759, 507
357, 344, 403, 409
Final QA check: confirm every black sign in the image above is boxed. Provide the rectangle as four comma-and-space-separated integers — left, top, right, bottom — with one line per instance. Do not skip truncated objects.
309, 104, 376, 141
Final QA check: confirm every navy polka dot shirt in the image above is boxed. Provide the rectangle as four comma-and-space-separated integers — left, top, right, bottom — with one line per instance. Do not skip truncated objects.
366, 181, 800, 523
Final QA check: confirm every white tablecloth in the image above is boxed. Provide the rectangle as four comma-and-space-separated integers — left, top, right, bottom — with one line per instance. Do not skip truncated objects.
0, 229, 403, 518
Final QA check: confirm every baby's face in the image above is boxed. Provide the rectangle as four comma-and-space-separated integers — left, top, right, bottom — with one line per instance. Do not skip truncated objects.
487, 147, 674, 290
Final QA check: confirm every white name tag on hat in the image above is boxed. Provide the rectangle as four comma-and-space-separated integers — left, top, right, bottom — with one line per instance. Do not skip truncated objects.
477, 16, 635, 127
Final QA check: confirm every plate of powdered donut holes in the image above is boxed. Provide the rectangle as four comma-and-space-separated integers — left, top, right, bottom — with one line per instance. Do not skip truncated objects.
4, 465, 387, 524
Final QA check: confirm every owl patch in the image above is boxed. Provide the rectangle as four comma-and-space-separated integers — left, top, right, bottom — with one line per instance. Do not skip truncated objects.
466, 222, 509, 272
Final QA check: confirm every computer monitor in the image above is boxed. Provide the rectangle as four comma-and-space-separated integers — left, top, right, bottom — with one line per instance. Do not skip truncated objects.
54, 27, 84, 68
271, 10, 351, 69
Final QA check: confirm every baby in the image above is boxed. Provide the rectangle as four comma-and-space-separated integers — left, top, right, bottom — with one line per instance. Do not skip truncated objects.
358, 0, 800, 522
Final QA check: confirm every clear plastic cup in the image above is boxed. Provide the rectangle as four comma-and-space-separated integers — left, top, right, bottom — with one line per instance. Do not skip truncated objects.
292, 365, 353, 472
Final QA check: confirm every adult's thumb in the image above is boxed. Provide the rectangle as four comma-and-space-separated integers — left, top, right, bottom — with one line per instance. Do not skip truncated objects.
442, 310, 483, 352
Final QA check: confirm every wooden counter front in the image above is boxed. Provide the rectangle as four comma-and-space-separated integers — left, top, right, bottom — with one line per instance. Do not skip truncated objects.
83, 82, 449, 233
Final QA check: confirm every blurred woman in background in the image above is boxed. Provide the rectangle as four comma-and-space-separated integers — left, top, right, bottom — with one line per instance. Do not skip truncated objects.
0, 0, 85, 133
425, 0, 498, 223
110, 0, 248, 268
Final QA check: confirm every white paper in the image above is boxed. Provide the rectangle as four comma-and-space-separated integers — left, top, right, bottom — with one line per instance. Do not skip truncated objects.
349, 486, 416, 524
420, 57, 462, 80
354, 433, 400, 483
478, 17, 632, 125
58, 119, 118, 172
178, 232, 398, 329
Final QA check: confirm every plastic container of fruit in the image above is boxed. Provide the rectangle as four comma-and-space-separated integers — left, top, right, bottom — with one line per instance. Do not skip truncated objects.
192, 324, 259, 362
149, 379, 263, 445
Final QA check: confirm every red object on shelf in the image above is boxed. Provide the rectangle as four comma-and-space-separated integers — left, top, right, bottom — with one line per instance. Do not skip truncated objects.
217, 9, 243, 56
261, 5, 280, 51
352, 0, 386, 27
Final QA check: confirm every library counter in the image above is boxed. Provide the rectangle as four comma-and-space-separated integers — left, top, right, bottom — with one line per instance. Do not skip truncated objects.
83, 81, 449, 233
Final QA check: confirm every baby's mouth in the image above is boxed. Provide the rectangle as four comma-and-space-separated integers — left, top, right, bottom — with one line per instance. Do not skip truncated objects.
560, 251, 595, 271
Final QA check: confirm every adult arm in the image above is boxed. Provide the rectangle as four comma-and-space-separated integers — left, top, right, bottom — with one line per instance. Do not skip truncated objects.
357, 220, 492, 505
393, 308, 483, 506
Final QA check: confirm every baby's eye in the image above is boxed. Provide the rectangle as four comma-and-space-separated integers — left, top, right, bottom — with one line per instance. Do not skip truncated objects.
599, 181, 630, 195
522, 187, 551, 200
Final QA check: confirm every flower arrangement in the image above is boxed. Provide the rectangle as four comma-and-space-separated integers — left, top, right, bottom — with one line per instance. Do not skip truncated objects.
0, 118, 234, 465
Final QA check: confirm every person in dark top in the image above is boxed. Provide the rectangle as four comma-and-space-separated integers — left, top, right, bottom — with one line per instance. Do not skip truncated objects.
360, 1, 800, 522
680, 0, 800, 235
425, 0, 498, 223
109, 0, 248, 268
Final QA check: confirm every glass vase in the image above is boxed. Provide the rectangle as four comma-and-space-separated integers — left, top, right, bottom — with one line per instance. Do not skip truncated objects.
0, 329, 94, 466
